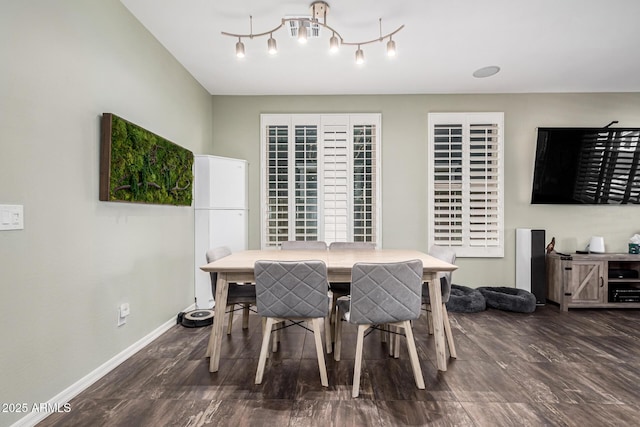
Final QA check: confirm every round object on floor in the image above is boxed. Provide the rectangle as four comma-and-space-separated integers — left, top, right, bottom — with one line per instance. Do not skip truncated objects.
177, 309, 214, 328
446, 284, 486, 313
477, 286, 537, 313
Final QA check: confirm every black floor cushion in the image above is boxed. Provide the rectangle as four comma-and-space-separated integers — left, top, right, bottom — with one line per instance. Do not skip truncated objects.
477, 286, 537, 313
446, 284, 486, 313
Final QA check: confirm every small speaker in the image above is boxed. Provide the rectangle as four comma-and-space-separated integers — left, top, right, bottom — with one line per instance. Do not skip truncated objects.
516, 228, 546, 305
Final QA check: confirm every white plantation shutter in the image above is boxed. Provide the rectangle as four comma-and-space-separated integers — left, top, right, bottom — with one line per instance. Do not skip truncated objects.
352, 124, 377, 243
432, 124, 464, 246
265, 124, 290, 246
293, 124, 319, 241
261, 114, 381, 249
428, 113, 504, 257
321, 121, 349, 243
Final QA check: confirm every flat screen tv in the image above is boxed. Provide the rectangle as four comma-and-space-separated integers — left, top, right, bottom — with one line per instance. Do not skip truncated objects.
531, 127, 640, 204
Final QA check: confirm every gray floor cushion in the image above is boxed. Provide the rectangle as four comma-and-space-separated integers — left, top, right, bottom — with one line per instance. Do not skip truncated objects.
446, 284, 486, 313
477, 286, 537, 313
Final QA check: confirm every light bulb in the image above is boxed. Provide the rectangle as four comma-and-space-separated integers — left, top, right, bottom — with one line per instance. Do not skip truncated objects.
235, 40, 245, 58
355, 47, 364, 65
267, 36, 277, 55
329, 34, 339, 53
298, 22, 308, 44
386, 39, 396, 57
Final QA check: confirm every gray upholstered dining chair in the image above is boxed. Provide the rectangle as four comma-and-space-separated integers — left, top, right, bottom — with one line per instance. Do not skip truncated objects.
281, 240, 328, 250
254, 260, 330, 387
333, 259, 425, 397
206, 247, 256, 335
327, 241, 377, 348
328, 241, 376, 251
279, 240, 333, 352
327, 242, 376, 299
422, 245, 457, 359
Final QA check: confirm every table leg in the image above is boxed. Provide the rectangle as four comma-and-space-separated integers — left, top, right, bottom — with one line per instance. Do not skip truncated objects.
207, 272, 229, 372
427, 275, 447, 371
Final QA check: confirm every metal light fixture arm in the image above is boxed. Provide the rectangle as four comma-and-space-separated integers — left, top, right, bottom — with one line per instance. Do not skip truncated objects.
221, 1, 404, 60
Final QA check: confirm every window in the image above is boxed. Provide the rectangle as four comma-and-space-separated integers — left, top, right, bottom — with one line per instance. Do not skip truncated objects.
261, 114, 381, 248
428, 112, 504, 257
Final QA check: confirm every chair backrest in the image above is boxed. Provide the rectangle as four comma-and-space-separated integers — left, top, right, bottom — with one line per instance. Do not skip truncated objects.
206, 246, 232, 294
281, 240, 328, 250
427, 245, 456, 302
329, 242, 376, 250
349, 260, 423, 324
254, 260, 329, 318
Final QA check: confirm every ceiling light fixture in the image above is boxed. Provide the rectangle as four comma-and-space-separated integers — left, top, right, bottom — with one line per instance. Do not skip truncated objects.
221, 1, 404, 64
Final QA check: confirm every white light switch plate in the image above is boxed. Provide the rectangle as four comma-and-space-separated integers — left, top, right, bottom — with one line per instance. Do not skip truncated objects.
0, 205, 24, 230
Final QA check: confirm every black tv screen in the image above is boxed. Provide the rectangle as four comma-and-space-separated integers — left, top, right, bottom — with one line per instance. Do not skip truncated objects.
531, 127, 640, 204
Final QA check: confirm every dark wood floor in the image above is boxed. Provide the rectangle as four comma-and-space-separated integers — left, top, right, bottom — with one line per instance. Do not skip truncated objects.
39, 305, 640, 426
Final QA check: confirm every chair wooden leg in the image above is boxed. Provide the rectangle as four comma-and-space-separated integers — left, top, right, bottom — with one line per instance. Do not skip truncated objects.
394, 326, 401, 359
242, 303, 250, 330
325, 305, 333, 354
442, 304, 457, 358
311, 318, 329, 387
271, 321, 279, 353
255, 317, 275, 384
334, 304, 343, 361
426, 304, 434, 335
386, 325, 393, 356
352, 324, 368, 398
260, 317, 271, 359
402, 320, 425, 390
227, 305, 234, 335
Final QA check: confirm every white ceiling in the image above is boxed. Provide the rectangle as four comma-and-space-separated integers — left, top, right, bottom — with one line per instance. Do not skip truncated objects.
121, 0, 640, 96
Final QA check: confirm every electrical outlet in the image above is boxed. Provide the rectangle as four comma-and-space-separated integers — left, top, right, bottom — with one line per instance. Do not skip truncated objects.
0, 204, 24, 231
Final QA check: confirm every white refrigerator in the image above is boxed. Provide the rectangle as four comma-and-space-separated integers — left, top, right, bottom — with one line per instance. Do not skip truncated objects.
194, 155, 248, 309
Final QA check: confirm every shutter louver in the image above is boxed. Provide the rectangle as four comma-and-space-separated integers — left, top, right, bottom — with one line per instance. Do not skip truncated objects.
353, 125, 377, 243
469, 123, 501, 248
429, 113, 504, 257
266, 125, 290, 246
294, 125, 319, 241
433, 124, 463, 246
322, 124, 349, 244
261, 114, 381, 249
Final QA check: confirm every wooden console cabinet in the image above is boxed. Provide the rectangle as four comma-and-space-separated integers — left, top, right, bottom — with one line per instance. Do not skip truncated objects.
547, 252, 640, 311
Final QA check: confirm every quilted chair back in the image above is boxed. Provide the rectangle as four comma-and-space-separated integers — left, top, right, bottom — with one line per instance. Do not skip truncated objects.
281, 240, 328, 250
329, 242, 376, 250
424, 245, 456, 303
349, 260, 423, 325
254, 260, 329, 318
206, 246, 232, 294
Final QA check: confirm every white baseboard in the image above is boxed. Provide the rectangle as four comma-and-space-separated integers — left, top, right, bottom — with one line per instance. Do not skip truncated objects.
11, 304, 195, 427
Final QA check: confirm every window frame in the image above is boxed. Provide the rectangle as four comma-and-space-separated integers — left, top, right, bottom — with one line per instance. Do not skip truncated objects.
427, 112, 505, 258
260, 113, 382, 249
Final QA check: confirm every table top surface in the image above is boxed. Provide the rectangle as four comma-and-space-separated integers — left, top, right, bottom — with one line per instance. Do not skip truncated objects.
200, 249, 457, 274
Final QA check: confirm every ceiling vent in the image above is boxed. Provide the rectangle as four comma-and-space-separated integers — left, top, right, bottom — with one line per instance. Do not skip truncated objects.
286, 16, 320, 39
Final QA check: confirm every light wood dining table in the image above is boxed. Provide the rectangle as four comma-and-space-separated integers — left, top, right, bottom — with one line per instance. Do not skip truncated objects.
200, 249, 457, 373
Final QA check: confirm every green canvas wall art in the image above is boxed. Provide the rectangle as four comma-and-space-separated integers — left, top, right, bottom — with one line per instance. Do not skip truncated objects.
100, 113, 193, 205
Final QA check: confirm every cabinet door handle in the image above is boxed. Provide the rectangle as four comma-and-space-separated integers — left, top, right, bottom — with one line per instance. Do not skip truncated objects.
600, 277, 604, 287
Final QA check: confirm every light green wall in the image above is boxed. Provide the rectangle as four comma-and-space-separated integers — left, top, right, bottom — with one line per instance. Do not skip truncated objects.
3, 3, 640, 424
0, 1, 212, 425
211, 94, 640, 287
